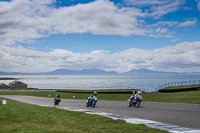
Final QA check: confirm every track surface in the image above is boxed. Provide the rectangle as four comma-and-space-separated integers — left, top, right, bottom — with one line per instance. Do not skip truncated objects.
1, 95, 200, 129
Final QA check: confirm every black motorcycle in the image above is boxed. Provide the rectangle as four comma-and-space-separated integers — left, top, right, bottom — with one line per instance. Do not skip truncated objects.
54, 97, 61, 106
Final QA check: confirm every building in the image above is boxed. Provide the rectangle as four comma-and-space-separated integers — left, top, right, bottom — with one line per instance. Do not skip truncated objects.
0, 83, 9, 90
9, 81, 28, 90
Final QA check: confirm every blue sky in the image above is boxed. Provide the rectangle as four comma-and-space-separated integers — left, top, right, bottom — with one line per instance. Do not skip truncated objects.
0, 0, 200, 73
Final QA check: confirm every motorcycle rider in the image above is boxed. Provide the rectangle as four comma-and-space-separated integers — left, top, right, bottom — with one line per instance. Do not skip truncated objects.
88, 91, 97, 101
130, 91, 142, 101
135, 91, 142, 99
130, 91, 136, 102
55, 93, 61, 102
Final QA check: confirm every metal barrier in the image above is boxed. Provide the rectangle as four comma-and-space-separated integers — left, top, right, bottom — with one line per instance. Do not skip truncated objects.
58, 86, 133, 90
0, 86, 144, 92
155, 80, 200, 91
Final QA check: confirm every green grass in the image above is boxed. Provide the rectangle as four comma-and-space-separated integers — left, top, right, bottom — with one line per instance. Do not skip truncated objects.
160, 85, 200, 90
143, 91, 200, 104
1, 90, 200, 104
56, 89, 134, 92
0, 98, 167, 133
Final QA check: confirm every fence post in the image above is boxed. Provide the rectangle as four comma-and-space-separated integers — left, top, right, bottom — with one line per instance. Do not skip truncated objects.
155, 79, 200, 91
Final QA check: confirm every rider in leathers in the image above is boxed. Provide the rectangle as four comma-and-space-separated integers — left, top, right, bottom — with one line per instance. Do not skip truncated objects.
88, 91, 97, 101
55, 93, 61, 102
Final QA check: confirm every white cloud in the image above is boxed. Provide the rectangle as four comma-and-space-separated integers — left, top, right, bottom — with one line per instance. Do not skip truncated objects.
171, 38, 179, 42
1, 41, 200, 73
124, 0, 176, 6
160, 28, 168, 33
124, 0, 186, 19
156, 27, 161, 32
196, 0, 200, 10
0, 0, 151, 47
178, 18, 197, 27
0, 0, 199, 73
0, 0, 188, 47
0, 0, 53, 45
49, 0, 148, 36
149, 34, 175, 38
149, 0, 186, 19
155, 27, 167, 33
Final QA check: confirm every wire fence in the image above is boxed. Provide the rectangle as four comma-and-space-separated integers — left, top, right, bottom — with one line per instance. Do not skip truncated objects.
0, 86, 145, 93
155, 80, 200, 91
55, 86, 136, 90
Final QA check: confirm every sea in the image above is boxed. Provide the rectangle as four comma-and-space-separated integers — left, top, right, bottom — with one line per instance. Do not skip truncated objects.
0, 75, 200, 92
1, 75, 200, 92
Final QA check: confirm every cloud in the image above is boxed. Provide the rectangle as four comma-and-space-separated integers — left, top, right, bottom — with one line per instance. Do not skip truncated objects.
0, 0, 53, 45
0, 0, 190, 47
0, 0, 151, 47
156, 27, 168, 33
171, 38, 179, 42
178, 18, 197, 27
196, 0, 200, 10
0, 0, 199, 74
149, 0, 186, 19
1, 41, 200, 73
49, 0, 147, 36
124, 0, 178, 6
124, 0, 186, 19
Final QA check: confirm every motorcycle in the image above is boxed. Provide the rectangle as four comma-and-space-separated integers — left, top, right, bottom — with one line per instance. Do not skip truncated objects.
54, 97, 61, 106
86, 96, 97, 107
128, 94, 142, 107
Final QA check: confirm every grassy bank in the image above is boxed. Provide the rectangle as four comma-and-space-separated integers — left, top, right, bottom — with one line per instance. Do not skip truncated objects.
0, 98, 167, 133
1, 90, 200, 104
160, 85, 200, 90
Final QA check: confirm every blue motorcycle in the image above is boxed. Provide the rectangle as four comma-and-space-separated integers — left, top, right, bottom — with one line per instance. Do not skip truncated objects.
128, 93, 142, 107
86, 96, 97, 107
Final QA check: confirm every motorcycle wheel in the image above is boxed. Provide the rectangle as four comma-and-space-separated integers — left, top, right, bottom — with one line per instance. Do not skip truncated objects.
135, 101, 141, 107
86, 102, 89, 107
92, 101, 96, 107
55, 100, 59, 106
128, 101, 132, 107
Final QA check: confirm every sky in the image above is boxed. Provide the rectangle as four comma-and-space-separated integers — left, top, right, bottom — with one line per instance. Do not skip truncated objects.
0, 0, 200, 73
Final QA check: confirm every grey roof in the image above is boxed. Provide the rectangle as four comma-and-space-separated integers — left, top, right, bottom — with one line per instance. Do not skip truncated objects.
0, 83, 8, 86
9, 81, 26, 86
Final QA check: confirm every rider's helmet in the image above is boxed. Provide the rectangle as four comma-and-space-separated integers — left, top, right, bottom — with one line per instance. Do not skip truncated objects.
133, 91, 137, 94
94, 91, 97, 96
57, 93, 60, 97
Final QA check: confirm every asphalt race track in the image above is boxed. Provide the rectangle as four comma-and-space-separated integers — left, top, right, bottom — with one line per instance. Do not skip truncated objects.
1, 95, 200, 130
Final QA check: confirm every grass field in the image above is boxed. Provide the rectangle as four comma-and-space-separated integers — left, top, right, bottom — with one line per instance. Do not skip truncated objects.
159, 85, 200, 90
0, 98, 167, 133
0, 89, 200, 104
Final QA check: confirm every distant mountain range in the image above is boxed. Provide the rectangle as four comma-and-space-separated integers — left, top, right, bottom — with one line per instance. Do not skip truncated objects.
0, 68, 200, 75
122, 68, 179, 75
46, 69, 118, 75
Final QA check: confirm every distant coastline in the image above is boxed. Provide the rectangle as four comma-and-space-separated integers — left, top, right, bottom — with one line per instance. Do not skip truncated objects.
0, 77, 18, 80
1, 68, 200, 75
1, 75, 200, 92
